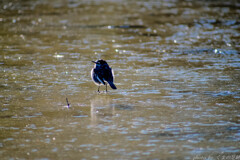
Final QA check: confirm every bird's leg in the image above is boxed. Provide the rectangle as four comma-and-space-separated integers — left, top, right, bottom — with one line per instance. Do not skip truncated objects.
105, 84, 108, 92
98, 86, 100, 93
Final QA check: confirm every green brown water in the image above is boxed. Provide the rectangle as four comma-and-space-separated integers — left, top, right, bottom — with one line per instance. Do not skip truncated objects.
0, 0, 240, 159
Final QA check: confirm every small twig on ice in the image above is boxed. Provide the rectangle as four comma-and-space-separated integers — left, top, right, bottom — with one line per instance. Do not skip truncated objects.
66, 97, 70, 108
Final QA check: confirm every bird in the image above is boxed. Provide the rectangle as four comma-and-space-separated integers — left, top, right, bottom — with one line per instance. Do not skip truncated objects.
91, 59, 117, 93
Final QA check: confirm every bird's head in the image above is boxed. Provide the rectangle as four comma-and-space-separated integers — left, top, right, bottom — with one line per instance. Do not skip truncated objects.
92, 59, 108, 67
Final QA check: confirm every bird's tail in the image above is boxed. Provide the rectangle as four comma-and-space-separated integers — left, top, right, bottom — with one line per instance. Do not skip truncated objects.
108, 81, 117, 89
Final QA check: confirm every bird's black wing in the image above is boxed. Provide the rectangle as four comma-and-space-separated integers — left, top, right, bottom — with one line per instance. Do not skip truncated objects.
103, 67, 114, 82
103, 67, 117, 89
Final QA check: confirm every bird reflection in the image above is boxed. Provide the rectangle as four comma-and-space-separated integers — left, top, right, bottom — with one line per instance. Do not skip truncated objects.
90, 95, 116, 126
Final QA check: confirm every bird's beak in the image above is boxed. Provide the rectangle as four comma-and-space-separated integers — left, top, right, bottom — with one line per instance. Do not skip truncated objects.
91, 61, 96, 63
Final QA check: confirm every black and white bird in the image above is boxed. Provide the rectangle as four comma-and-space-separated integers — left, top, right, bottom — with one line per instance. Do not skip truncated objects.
91, 59, 117, 92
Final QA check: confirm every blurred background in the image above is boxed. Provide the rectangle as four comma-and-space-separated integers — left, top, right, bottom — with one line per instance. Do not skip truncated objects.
0, 0, 240, 159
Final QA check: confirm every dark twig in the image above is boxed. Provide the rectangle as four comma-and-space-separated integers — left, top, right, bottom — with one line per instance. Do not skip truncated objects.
66, 98, 70, 108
